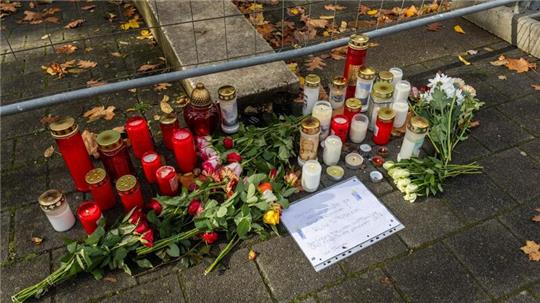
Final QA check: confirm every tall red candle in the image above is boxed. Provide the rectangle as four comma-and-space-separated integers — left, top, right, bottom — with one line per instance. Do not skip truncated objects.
172, 129, 197, 173
77, 201, 102, 235
141, 151, 162, 184
49, 117, 94, 192
125, 116, 154, 159
331, 115, 350, 143
183, 83, 220, 136
343, 98, 362, 122
85, 168, 116, 210
116, 174, 144, 212
372, 108, 396, 146
343, 34, 369, 99
160, 114, 179, 150
155, 166, 179, 196
97, 130, 134, 181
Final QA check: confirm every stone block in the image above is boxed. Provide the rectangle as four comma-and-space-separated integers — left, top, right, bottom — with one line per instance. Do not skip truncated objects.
1, 211, 10, 261
1, 164, 47, 210
499, 199, 540, 242
451, 137, 490, 164
1, 139, 14, 171
445, 220, 540, 298
505, 291, 539, 303
385, 242, 489, 303
13, 133, 55, 167
0, 253, 51, 303
520, 139, 540, 161
102, 274, 184, 303
340, 234, 407, 274
472, 108, 532, 152
499, 94, 540, 137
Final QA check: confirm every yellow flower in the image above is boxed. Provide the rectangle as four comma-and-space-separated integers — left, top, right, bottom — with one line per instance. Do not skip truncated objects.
263, 209, 280, 225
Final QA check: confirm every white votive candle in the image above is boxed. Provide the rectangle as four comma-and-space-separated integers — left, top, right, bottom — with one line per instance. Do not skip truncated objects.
301, 160, 322, 192
303, 74, 321, 116
392, 102, 409, 128
393, 80, 411, 103
312, 101, 333, 140
38, 189, 76, 232
389, 67, 403, 87
349, 113, 369, 143
323, 135, 343, 166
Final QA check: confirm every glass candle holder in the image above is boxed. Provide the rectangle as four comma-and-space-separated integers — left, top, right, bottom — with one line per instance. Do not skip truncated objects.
329, 76, 346, 109
160, 113, 179, 151
349, 113, 369, 143
303, 74, 321, 116
155, 165, 179, 196
301, 160, 322, 193
398, 116, 429, 161
77, 201, 102, 235
372, 108, 396, 146
355, 66, 376, 113
312, 101, 332, 140
184, 82, 220, 136
344, 34, 369, 99
298, 117, 320, 166
393, 80, 411, 104
125, 116, 154, 159
85, 168, 115, 211
392, 102, 409, 129
97, 130, 134, 181
38, 189, 76, 232
330, 115, 350, 143
218, 85, 240, 134
172, 129, 197, 173
141, 151, 162, 184
389, 67, 403, 86
49, 117, 94, 192
344, 98, 362, 122
378, 71, 394, 84
116, 174, 144, 212
323, 135, 342, 166
368, 82, 394, 131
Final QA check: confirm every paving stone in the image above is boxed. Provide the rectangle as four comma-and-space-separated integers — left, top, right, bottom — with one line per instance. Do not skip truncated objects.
386, 242, 489, 303
443, 173, 515, 224
1, 164, 47, 209
381, 192, 462, 248
13, 133, 55, 167
298, 296, 317, 303
504, 291, 539, 303
340, 235, 407, 274
530, 282, 540, 298
102, 274, 184, 303
254, 235, 345, 302
1, 139, 14, 172
1, 212, 10, 261
317, 269, 404, 303
445, 220, 540, 298
13, 193, 86, 258
473, 81, 513, 108
481, 148, 540, 203
0, 253, 52, 303
520, 139, 540, 161
499, 198, 540, 242
0, 108, 48, 139
451, 136, 490, 164
181, 248, 272, 303
499, 94, 540, 137
471, 108, 532, 152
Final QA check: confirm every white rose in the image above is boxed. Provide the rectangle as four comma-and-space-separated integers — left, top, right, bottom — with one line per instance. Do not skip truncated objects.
404, 193, 417, 203
397, 178, 411, 188
387, 168, 398, 178
405, 183, 418, 193
383, 161, 395, 170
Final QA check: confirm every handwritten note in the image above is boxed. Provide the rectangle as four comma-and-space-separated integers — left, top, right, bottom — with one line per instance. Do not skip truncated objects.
282, 177, 404, 271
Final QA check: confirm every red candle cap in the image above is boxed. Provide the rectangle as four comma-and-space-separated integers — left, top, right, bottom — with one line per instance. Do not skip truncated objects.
77, 201, 102, 220
173, 129, 192, 141
156, 165, 176, 179
142, 152, 159, 164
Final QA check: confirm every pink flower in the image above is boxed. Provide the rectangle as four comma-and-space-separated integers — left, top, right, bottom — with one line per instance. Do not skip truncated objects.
202, 232, 219, 245
226, 152, 242, 163
141, 230, 154, 247
202, 155, 220, 173
187, 200, 203, 216
147, 199, 162, 215
224, 162, 242, 177
134, 219, 150, 235
223, 137, 234, 149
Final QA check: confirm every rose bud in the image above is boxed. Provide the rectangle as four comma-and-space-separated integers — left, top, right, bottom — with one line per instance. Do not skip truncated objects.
188, 183, 198, 192
141, 230, 154, 247
188, 199, 203, 216
226, 152, 242, 163
129, 208, 144, 225
269, 168, 277, 180
223, 137, 234, 149
202, 231, 219, 245
148, 199, 162, 216
134, 218, 150, 235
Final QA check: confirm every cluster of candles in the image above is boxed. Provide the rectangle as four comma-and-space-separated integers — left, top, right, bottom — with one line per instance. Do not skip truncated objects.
39, 83, 240, 234
299, 34, 430, 193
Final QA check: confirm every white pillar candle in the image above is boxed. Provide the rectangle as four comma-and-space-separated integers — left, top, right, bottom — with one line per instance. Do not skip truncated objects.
393, 80, 411, 103
389, 67, 403, 87
312, 101, 333, 140
323, 135, 342, 166
38, 189, 76, 232
303, 74, 321, 116
301, 160, 322, 192
397, 116, 429, 161
392, 102, 409, 128
349, 113, 369, 143
218, 85, 239, 134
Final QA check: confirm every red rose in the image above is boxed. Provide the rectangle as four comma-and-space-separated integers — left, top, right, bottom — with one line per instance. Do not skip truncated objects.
187, 199, 203, 216
134, 218, 150, 235
188, 183, 198, 192
269, 168, 277, 180
141, 230, 154, 247
148, 199, 162, 215
223, 137, 234, 149
129, 208, 144, 224
202, 232, 219, 245
226, 152, 242, 163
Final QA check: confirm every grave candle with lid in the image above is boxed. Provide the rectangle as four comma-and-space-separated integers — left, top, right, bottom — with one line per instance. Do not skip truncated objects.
372, 108, 396, 146
344, 34, 369, 99
160, 113, 179, 150
398, 116, 430, 161
116, 174, 144, 212
38, 189, 76, 232
303, 74, 321, 116
97, 130, 134, 181
125, 116, 154, 159
218, 85, 240, 134
77, 201, 102, 235
368, 82, 394, 131
311, 101, 332, 140
298, 117, 320, 166
49, 117, 94, 192
330, 115, 350, 143
378, 70, 394, 84
85, 168, 115, 211
355, 66, 376, 112
329, 76, 346, 109
344, 98, 362, 122
184, 82, 220, 136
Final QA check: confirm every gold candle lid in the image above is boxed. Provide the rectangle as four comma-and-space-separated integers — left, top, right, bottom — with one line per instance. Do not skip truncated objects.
218, 85, 236, 101
85, 168, 107, 185
358, 66, 376, 80
96, 130, 122, 152
377, 108, 396, 121
305, 74, 321, 88
331, 76, 346, 89
345, 98, 362, 110
348, 34, 369, 50
38, 189, 65, 211
408, 116, 430, 134
371, 82, 394, 99
378, 71, 394, 83
116, 174, 137, 192
49, 116, 78, 138
160, 113, 177, 125
301, 116, 320, 135
190, 82, 212, 107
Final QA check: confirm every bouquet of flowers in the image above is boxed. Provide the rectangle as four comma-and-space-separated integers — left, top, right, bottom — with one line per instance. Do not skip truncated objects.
384, 73, 484, 202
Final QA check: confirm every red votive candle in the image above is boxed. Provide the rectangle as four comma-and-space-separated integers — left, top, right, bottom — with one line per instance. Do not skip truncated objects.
141, 151, 162, 184
160, 114, 179, 150
49, 117, 94, 192
373, 108, 396, 146
85, 168, 116, 210
97, 130, 134, 181
155, 166, 179, 196
125, 116, 154, 159
172, 129, 197, 173
116, 175, 144, 212
77, 201, 102, 235
344, 34, 369, 99
331, 115, 350, 143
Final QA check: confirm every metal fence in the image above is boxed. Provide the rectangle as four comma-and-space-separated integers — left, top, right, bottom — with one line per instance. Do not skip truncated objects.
0, 0, 517, 116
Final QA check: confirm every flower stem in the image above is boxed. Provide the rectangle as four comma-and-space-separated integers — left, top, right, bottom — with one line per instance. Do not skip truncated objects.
204, 234, 240, 275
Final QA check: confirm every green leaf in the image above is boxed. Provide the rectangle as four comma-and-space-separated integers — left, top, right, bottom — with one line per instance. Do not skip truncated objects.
91, 268, 104, 280
167, 243, 180, 257
247, 173, 267, 185
114, 247, 128, 267
282, 187, 298, 198
147, 211, 158, 224
278, 145, 289, 161
216, 206, 227, 218
255, 201, 269, 210
247, 183, 256, 199
85, 226, 105, 245
136, 258, 153, 269
236, 218, 251, 238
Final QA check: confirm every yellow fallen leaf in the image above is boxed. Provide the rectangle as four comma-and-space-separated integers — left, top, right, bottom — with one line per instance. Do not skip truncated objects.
43, 145, 55, 158
248, 249, 257, 261
404, 5, 417, 17
154, 82, 171, 91
153, 115, 161, 121
454, 25, 465, 34
160, 95, 173, 113
521, 240, 540, 262
31, 236, 43, 245
121, 18, 140, 30
287, 62, 297, 73
458, 55, 470, 65
367, 9, 378, 16
137, 29, 153, 40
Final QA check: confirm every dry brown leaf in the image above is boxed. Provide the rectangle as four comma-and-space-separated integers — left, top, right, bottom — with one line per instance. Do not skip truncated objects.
176, 96, 190, 107
86, 80, 106, 87
40, 114, 60, 125
153, 114, 161, 121
453, 25, 465, 34
110, 52, 123, 58
22, 10, 42, 23
160, 95, 173, 113
498, 75, 507, 80
31, 236, 43, 246
483, 47, 494, 52
154, 82, 171, 91
83, 105, 116, 122
42, 7, 61, 16
307, 18, 328, 29
65, 18, 84, 29
521, 240, 540, 262
103, 106, 116, 120
105, 12, 117, 22
330, 46, 347, 60
55, 44, 78, 54
43, 16, 59, 24
1, 2, 20, 14
531, 84, 540, 91
42, 62, 68, 78
506, 57, 536, 73
318, 86, 329, 100
85, 47, 93, 53
490, 55, 509, 66
81, 5, 96, 11
304, 56, 326, 71
426, 23, 442, 31
103, 276, 118, 283
43, 145, 55, 158
533, 215, 540, 222
112, 126, 125, 134
466, 49, 479, 55
81, 130, 99, 158
324, 4, 346, 11
137, 63, 159, 73
469, 120, 480, 128
123, 5, 136, 18
78, 60, 97, 69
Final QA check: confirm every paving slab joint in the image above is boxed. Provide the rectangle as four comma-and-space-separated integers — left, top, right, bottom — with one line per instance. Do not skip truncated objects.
380, 267, 412, 303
